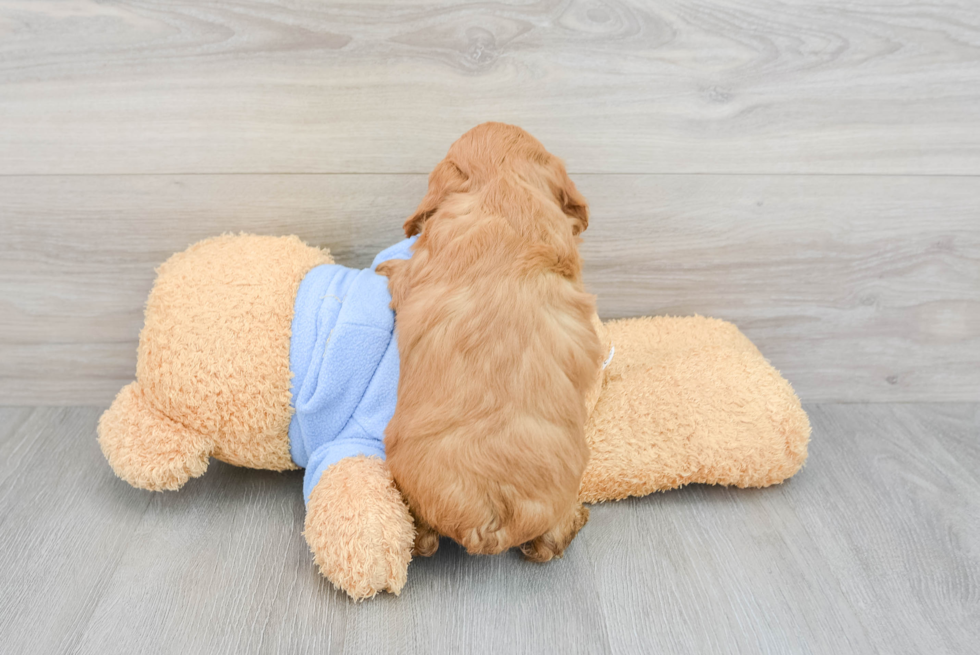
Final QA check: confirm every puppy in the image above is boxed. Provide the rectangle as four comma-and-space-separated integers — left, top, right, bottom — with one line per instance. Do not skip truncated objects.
377, 123, 601, 562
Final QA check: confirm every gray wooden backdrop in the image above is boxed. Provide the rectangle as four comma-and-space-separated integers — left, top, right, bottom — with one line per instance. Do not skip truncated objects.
2, 0, 979, 405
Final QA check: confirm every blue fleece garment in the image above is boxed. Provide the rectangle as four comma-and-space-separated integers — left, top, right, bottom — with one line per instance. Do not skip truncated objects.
288, 237, 416, 503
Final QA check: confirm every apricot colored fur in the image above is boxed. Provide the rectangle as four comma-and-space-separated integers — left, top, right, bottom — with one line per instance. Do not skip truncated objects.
378, 123, 602, 560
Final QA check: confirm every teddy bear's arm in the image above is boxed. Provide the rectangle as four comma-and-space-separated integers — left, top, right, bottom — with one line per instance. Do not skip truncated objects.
304, 455, 415, 599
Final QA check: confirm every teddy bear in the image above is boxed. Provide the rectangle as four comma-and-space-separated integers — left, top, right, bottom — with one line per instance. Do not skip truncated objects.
98, 233, 810, 599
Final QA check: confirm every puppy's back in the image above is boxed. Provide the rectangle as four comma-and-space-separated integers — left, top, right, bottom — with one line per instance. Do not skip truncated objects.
385, 206, 600, 554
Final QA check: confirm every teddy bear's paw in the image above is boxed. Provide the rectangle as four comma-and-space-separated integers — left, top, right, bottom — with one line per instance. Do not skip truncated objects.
520, 502, 590, 563
98, 382, 213, 491
304, 456, 415, 600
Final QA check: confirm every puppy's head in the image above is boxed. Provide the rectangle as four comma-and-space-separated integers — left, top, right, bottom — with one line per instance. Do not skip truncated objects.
404, 122, 589, 237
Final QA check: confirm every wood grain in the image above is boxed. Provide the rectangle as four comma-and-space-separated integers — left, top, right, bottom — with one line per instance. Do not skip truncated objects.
584, 402, 980, 654
2, 174, 977, 404
0, 404, 977, 654
583, 174, 980, 403
0, 407, 152, 654
1, 0, 978, 175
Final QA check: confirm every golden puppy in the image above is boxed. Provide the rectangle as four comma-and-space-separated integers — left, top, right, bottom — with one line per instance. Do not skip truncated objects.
377, 123, 602, 562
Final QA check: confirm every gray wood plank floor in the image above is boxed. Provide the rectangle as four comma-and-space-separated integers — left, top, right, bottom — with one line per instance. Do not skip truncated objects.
1, 404, 977, 654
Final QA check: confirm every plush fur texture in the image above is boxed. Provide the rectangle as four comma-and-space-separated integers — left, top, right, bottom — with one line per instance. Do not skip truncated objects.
378, 123, 602, 560
304, 456, 415, 599
99, 234, 331, 490
580, 316, 810, 501
98, 381, 214, 491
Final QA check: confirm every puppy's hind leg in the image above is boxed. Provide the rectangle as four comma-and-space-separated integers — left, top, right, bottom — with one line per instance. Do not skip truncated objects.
520, 502, 589, 563
412, 510, 441, 557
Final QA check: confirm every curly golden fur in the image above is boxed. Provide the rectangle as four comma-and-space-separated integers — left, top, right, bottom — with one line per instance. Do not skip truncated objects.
377, 123, 602, 561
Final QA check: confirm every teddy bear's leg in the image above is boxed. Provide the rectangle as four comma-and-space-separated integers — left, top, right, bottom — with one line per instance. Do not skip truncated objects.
303, 456, 415, 600
519, 502, 590, 563
98, 382, 214, 492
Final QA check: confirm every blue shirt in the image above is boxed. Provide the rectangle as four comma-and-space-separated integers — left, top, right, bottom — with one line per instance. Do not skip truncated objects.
288, 237, 416, 502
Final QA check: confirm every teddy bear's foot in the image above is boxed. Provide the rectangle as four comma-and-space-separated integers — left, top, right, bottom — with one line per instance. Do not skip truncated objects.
520, 502, 590, 563
98, 382, 214, 491
304, 456, 415, 600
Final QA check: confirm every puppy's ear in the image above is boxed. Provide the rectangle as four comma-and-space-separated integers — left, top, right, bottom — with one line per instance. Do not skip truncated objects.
559, 171, 589, 236
404, 159, 467, 237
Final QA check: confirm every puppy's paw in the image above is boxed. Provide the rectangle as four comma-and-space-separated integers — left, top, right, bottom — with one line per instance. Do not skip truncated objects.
520, 503, 589, 563
413, 518, 440, 557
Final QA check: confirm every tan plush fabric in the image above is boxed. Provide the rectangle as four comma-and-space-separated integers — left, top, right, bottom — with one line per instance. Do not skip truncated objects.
304, 456, 415, 599
98, 234, 331, 489
98, 381, 214, 491
580, 316, 811, 503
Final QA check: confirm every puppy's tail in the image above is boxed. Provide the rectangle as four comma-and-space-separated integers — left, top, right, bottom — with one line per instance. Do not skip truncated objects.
454, 494, 547, 556
458, 525, 514, 556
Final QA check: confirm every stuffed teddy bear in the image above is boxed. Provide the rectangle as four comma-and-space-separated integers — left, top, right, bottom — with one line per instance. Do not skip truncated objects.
98, 233, 810, 599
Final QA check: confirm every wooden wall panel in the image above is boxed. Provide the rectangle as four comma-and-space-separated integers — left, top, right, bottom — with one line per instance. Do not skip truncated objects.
1, 0, 978, 175
2, 174, 976, 403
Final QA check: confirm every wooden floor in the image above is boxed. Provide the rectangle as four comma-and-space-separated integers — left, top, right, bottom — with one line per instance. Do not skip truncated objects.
0, 403, 977, 654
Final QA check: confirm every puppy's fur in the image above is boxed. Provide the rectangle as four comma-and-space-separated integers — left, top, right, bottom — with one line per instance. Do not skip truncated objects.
377, 123, 601, 561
